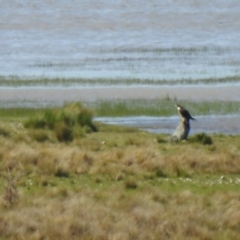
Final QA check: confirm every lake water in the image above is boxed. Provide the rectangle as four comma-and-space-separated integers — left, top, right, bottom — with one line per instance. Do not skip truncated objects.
1, 0, 240, 83
95, 115, 240, 135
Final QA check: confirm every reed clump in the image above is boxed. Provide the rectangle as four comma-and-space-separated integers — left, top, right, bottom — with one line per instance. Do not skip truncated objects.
24, 102, 97, 142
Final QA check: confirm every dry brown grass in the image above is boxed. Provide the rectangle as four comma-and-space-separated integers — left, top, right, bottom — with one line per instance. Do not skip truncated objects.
0, 187, 239, 240
0, 120, 240, 239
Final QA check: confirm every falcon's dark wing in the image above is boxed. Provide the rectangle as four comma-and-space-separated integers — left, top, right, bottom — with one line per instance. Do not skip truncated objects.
176, 104, 196, 121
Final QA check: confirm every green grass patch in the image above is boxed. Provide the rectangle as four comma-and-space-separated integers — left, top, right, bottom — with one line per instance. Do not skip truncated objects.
1, 99, 240, 118
93, 99, 240, 117
0, 108, 45, 120
24, 102, 97, 142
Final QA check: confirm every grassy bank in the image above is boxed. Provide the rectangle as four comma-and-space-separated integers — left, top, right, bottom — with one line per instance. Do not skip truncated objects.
1, 99, 240, 117
92, 99, 240, 117
0, 103, 240, 239
0, 98, 240, 116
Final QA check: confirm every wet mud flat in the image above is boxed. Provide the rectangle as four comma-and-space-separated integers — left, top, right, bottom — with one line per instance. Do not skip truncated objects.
1, 85, 240, 104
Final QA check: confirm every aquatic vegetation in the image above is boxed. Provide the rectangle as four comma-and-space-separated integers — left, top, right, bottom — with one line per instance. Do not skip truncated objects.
103, 46, 232, 54
0, 75, 240, 87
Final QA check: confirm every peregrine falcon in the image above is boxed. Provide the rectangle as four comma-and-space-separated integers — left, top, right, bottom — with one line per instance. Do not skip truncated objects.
170, 104, 196, 142
175, 104, 196, 121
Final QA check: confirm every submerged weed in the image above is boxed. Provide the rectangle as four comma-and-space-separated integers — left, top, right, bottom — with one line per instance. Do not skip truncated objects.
1, 74, 240, 87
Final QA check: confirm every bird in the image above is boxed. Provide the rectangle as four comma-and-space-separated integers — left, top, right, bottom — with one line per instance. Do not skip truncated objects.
170, 104, 196, 142
175, 104, 196, 122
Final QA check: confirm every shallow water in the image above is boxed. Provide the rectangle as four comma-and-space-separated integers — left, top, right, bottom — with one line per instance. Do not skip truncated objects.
95, 115, 240, 135
1, 0, 240, 83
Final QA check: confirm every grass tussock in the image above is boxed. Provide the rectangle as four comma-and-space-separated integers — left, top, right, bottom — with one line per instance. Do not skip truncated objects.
24, 102, 97, 142
190, 132, 213, 145
0, 170, 22, 207
30, 130, 50, 142
0, 104, 240, 239
125, 177, 138, 189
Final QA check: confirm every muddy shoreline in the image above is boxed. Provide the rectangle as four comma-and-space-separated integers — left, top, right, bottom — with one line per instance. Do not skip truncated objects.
0, 85, 239, 104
